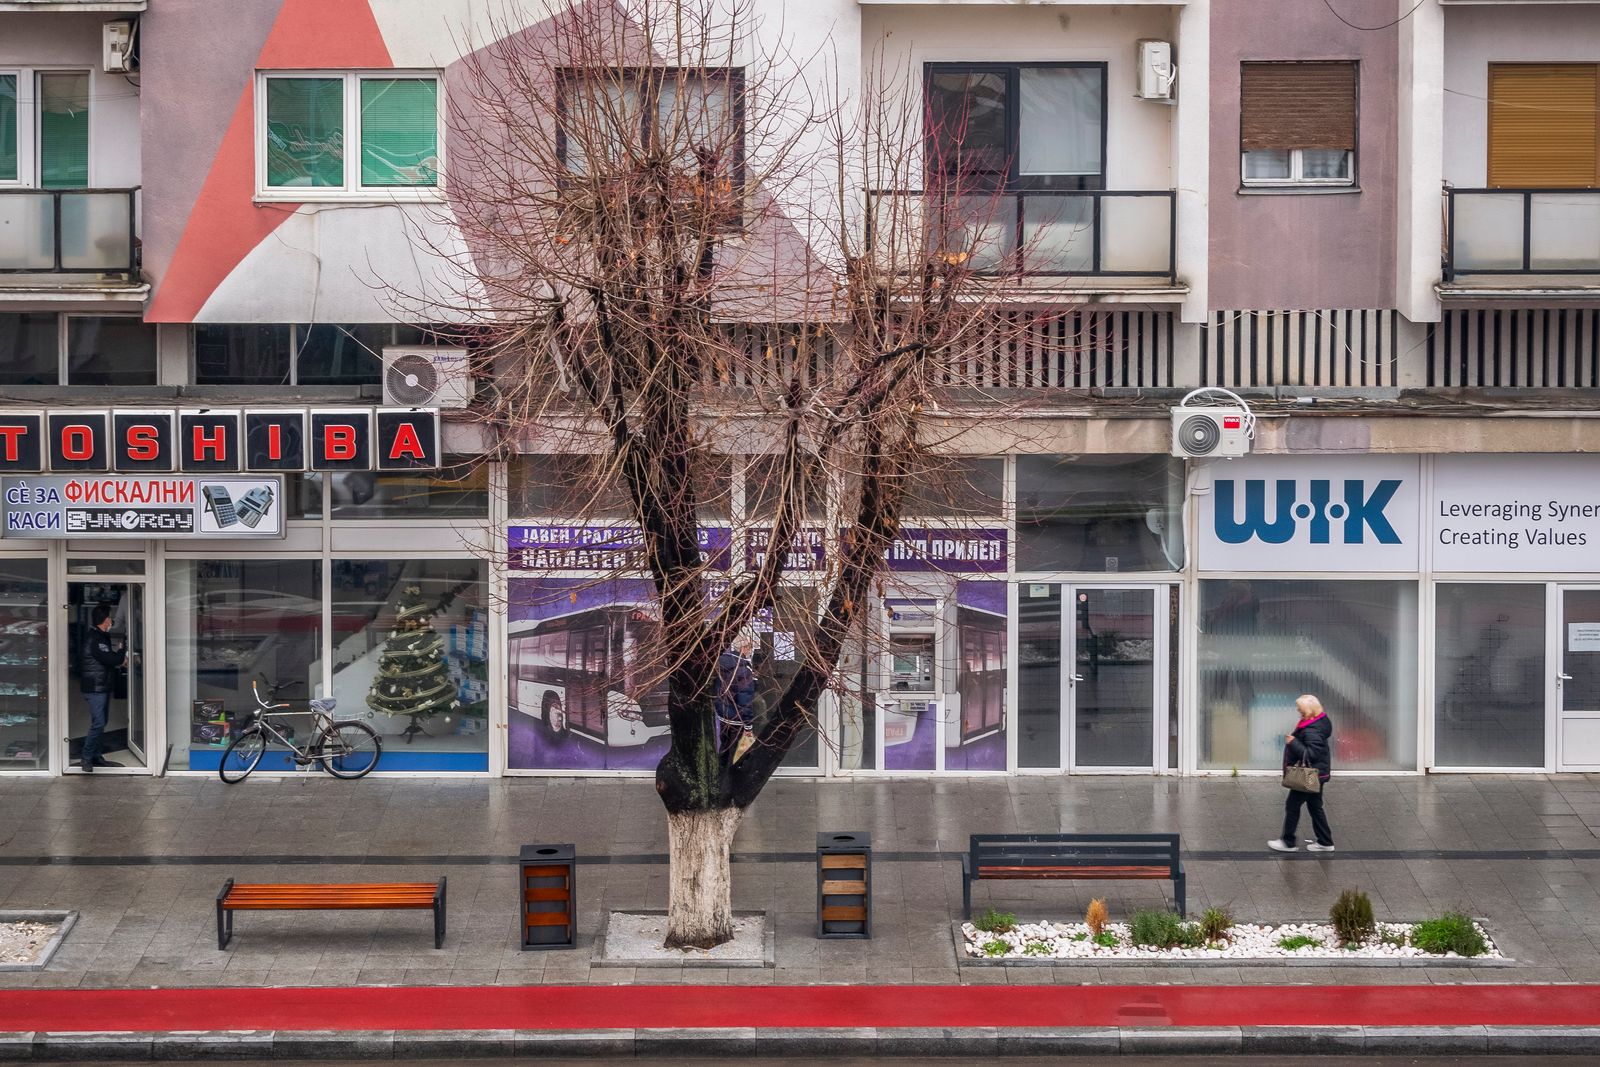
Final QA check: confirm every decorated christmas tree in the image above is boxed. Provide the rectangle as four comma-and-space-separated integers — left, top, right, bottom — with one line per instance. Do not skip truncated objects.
367, 583, 460, 743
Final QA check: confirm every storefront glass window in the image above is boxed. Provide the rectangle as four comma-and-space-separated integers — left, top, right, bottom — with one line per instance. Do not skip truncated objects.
1435, 583, 1545, 768
0, 560, 48, 770
323, 460, 489, 519
1198, 579, 1418, 772
1017, 585, 1062, 768
904, 458, 1004, 517
331, 559, 489, 771
1016, 454, 1184, 572
510, 453, 730, 519
164, 559, 323, 772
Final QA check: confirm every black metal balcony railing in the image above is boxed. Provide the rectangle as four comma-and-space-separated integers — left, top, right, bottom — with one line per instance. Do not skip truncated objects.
866, 189, 1177, 282
1445, 187, 1600, 282
0, 188, 139, 276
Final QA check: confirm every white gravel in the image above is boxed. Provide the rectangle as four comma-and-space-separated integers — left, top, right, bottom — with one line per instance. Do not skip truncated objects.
601, 911, 766, 963
962, 919, 1503, 961
0, 921, 60, 965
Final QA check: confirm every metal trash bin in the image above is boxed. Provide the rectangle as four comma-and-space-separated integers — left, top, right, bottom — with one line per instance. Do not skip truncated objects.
816, 831, 871, 939
520, 843, 576, 949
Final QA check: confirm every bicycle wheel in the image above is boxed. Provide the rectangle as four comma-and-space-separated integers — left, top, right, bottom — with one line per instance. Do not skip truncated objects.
219, 730, 266, 783
318, 721, 382, 779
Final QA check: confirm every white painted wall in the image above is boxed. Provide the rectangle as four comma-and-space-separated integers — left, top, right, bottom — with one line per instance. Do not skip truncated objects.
1397, 0, 1444, 323
0, 12, 142, 190
1443, 4, 1600, 186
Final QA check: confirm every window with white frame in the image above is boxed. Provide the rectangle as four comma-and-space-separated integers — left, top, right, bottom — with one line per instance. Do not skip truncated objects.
257, 72, 441, 197
1239, 61, 1357, 188
0, 69, 91, 187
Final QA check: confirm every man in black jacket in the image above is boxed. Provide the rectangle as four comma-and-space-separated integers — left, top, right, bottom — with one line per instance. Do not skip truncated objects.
80, 605, 125, 772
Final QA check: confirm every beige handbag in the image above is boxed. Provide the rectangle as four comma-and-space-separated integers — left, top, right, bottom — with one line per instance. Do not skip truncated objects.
1282, 759, 1321, 794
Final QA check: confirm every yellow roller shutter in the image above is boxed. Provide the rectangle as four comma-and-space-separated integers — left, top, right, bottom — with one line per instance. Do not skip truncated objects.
1487, 64, 1599, 189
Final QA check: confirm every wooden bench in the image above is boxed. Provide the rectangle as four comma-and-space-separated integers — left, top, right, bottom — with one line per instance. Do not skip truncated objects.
216, 878, 446, 949
961, 834, 1184, 919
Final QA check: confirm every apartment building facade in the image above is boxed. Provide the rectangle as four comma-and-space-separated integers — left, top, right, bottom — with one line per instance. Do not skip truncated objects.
0, 0, 1596, 781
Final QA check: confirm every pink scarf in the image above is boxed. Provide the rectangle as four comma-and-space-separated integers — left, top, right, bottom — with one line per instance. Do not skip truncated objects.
1296, 710, 1326, 730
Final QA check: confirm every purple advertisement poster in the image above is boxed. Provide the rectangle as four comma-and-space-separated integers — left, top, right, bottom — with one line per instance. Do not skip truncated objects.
509, 524, 732, 572
946, 580, 1007, 771
884, 528, 1007, 573
506, 577, 671, 771
745, 527, 827, 573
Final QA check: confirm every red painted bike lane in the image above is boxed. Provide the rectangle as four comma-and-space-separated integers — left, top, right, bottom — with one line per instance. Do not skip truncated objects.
2, 984, 1598, 1032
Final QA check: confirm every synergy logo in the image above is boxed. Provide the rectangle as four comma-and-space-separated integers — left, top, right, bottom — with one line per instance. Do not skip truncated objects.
1214, 478, 1404, 545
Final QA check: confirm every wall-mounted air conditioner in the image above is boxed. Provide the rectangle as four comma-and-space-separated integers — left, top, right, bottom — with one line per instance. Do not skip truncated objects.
1137, 40, 1174, 101
381, 347, 473, 409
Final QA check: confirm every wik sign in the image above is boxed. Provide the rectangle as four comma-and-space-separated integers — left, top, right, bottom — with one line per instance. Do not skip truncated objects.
1197, 455, 1421, 572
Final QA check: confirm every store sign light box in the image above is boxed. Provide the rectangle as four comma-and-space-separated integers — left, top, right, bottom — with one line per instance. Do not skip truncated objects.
0, 408, 441, 474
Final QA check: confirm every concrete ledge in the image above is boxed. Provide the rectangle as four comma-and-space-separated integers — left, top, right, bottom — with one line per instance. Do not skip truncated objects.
1120, 1027, 1242, 1054
1362, 1025, 1489, 1054
8, 1024, 1600, 1058
1242, 1024, 1366, 1054
0, 910, 78, 972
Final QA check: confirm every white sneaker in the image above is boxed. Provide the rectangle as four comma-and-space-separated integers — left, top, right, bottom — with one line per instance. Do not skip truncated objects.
1267, 839, 1297, 852
1306, 842, 1336, 852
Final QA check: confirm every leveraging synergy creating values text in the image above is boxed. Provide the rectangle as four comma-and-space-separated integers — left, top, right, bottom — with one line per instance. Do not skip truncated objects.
1437, 498, 1600, 550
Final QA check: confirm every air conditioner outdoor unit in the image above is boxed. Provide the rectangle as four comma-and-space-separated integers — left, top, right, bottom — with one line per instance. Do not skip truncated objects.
382, 346, 472, 409
1136, 40, 1175, 100
1171, 405, 1251, 459
104, 20, 137, 74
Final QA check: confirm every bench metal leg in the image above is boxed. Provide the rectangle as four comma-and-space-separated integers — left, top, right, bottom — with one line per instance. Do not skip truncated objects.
1175, 872, 1187, 919
434, 877, 447, 949
961, 869, 972, 921
216, 878, 235, 950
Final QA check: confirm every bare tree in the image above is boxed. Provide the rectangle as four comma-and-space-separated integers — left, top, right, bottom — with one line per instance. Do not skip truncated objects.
431, 0, 1064, 948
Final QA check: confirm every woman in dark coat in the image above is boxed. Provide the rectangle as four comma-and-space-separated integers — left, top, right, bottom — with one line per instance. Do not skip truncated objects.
1269, 694, 1334, 853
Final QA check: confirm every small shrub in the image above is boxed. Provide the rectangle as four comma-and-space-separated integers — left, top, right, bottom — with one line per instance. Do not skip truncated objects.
1085, 898, 1109, 936
1176, 921, 1205, 949
973, 908, 1017, 934
1380, 926, 1408, 949
1410, 913, 1487, 957
1022, 941, 1053, 957
1278, 933, 1321, 951
1330, 889, 1376, 946
1092, 931, 1119, 949
1199, 906, 1234, 945
981, 938, 1011, 957
1129, 910, 1189, 949
1071, 932, 1089, 942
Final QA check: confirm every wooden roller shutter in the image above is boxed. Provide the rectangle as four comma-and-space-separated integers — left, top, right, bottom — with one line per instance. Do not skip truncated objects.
1487, 64, 1599, 188
1240, 62, 1357, 151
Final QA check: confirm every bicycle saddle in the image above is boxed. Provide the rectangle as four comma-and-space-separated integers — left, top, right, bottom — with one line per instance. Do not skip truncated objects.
310, 697, 338, 714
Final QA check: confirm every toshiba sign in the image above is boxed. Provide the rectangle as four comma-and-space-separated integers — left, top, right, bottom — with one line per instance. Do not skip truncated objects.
0, 409, 440, 474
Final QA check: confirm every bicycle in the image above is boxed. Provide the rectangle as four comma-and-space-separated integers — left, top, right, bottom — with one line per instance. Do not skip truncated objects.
218, 679, 383, 783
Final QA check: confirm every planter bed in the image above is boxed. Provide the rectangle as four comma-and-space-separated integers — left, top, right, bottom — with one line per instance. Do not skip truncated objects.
959, 919, 1506, 964
0, 911, 77, 972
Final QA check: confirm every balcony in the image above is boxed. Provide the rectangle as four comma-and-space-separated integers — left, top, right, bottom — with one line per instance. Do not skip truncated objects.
0, 188, 142, 299
1442, 188, 1600, 301
866, 189, 1180, 297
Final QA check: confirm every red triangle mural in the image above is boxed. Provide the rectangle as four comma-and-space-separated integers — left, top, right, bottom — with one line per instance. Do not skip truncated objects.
147, 0, 393, 322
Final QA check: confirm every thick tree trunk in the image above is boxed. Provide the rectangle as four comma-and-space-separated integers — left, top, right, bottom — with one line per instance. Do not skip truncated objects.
663, 807, 744, 949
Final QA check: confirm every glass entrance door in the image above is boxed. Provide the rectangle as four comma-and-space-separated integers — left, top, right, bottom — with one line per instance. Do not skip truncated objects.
1069, 587, 1160, 771
66, 581, 147, 772
1559, 588, 1600, 771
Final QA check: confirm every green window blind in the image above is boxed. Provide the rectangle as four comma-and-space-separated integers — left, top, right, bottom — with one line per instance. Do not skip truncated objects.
266, 77, 344, 188
360, 78, 438, 187
37, 72, 88, 188
0, 75, 17, 182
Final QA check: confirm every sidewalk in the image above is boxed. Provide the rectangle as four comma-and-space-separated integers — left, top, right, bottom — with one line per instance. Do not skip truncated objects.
1, 772, 1599, 990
